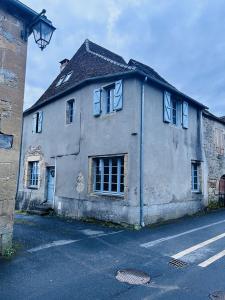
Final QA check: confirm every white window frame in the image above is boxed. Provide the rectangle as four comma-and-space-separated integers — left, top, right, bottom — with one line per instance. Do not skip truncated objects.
28, 161, 39, 189
103, 84, 115, 114
171, 97, 178, 125
191, 162, 201, 192
93, 156, 124, 195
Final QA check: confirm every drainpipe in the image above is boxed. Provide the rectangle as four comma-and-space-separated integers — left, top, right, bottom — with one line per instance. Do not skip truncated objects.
16, 116, 24, 207
53, 156, 57, 209
140, 76, 147, 227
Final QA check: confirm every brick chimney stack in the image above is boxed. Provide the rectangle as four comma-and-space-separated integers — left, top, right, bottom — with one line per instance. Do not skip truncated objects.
60, 58, 69, 72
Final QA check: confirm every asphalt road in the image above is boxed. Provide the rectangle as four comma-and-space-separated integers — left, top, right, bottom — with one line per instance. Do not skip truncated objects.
1, 210, 225, 299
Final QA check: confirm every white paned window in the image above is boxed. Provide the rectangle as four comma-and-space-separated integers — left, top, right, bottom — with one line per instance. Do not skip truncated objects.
191, 162, 201, 192
28, 161, 39, 188
93, 156, 124, 195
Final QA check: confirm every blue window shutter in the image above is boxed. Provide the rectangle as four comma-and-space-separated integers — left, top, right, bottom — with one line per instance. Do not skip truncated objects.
182, 101, 189, 129
32, 113, 37, 133
163, 91, 171, 123
113, 80, 123, 111
93, 88, 101, 117
37, 111, 43, 133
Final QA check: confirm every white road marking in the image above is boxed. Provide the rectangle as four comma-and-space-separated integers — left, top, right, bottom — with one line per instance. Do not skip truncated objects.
79, 229, 105, 236
28, 240, 78, 253
27, 230, 124, 253
140, 219, 225, 248
172, 232, 225, 259
198, 249, 225, 267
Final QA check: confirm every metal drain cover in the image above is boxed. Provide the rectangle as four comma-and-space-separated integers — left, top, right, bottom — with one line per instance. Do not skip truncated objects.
116, 269, 150, 285
209, 291, 225, 300
169, 258, 188, 268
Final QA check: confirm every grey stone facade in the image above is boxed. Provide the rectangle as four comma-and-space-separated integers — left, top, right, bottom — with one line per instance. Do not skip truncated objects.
0, 5, 28, 253
17, 40, 210, 226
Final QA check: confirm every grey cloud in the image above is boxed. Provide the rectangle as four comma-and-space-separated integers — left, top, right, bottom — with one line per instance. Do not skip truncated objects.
22, 0, 225, 115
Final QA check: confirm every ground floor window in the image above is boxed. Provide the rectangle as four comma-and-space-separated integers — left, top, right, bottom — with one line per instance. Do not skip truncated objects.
28, 161, 39, 188
191, 162, 201, 192
93, 156, 124, 195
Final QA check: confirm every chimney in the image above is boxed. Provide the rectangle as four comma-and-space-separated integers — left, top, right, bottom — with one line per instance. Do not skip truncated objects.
59, 58, 69, 72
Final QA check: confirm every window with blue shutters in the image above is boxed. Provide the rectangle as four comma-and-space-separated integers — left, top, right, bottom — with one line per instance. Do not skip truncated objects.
93, 80, 123, 117
93, 88, 101, 116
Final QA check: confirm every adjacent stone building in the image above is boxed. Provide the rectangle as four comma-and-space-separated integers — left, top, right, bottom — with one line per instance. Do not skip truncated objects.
0, 1, 54, 253
17, 39, 210, 226
203, 111, 225, 206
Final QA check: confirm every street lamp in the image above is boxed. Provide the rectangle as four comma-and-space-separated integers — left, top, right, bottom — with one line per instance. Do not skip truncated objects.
22, 9, 56, 50
32, 15, 56, 50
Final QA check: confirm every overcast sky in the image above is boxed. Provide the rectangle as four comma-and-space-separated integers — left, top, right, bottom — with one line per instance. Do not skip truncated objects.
22, 0, 225, 116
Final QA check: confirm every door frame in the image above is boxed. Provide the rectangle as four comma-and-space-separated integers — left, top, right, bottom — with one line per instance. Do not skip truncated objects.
46, 166, 55, 207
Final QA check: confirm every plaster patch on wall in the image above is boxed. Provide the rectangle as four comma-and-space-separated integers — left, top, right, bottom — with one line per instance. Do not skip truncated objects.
0, 69, 17, 87
76, 172, 85, 193
0, 163, 10, 179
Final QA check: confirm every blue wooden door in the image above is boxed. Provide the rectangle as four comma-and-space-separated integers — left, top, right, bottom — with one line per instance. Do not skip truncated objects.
47, 167, 55, 204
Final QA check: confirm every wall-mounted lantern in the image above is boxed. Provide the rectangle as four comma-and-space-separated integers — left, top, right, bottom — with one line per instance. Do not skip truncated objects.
22, 9, 56, 50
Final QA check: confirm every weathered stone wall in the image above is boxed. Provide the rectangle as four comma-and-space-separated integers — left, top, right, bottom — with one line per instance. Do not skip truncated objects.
0, 8, 27, 253
203, 115, 225, 204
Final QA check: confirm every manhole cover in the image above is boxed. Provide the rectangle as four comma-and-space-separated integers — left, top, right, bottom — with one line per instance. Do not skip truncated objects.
169, 258, 188, 268
209, 291, 225, 300
115, 269, 150, 285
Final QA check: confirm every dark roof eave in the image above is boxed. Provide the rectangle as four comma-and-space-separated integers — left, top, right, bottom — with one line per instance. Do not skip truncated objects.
3, 0, 39, 23
23, 70, 136, 116
134, 69, 207, 109
203, 110, 225, 125
24, 68, 207, 116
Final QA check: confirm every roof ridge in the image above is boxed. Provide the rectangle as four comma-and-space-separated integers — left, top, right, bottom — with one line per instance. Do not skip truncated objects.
85, 39, 136, 71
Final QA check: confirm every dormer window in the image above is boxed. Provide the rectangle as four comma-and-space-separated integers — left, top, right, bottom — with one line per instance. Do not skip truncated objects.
55, 71, 73, 87
63, 71, 73, 83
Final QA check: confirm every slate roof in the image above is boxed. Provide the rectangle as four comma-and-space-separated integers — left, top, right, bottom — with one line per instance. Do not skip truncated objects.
203, 110, 225, 125
25, 39, 206, 114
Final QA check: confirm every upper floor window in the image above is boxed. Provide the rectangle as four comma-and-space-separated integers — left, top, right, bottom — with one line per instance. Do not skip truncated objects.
93, 80, 123, 117
105, 85, 115, 114
163, 91, 188, 129
93, 156, 125, 195
171, 98, 177, 125
66, 99, 75, 124
32, 111, 43, 134
28, 161, 39, 188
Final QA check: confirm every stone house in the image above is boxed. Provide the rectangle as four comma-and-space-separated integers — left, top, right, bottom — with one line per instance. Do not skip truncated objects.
0, 0, 54, 253
17, 39, 208, 226
203, 110, 225, 206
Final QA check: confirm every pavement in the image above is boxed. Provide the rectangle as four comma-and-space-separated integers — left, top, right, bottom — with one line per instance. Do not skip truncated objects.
1, 210, 225, 299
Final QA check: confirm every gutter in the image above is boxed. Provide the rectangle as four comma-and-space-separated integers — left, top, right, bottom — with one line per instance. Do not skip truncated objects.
140, 76, 148, 227
24, 68, 207, 117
